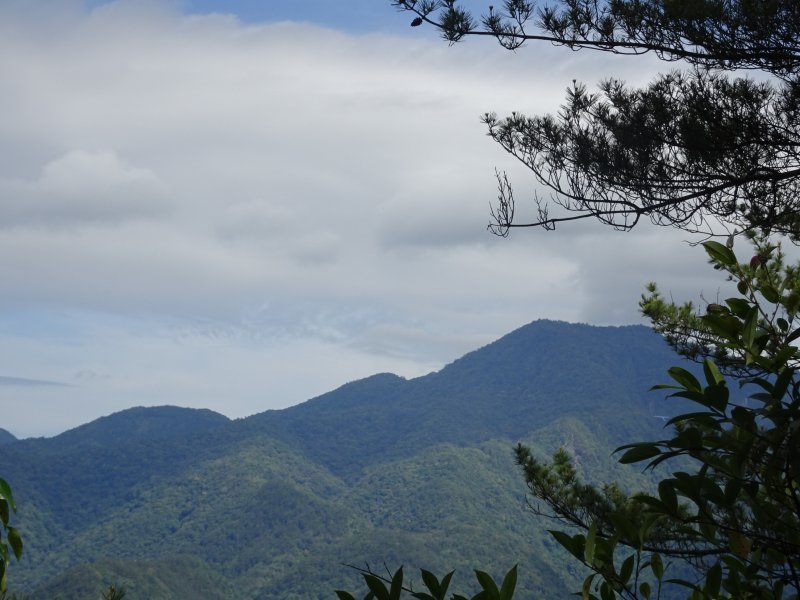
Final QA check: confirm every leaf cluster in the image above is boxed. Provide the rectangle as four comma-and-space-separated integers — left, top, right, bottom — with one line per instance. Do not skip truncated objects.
518, 242, 800, 599
0, 479, 22, 593
336, 564, 518, 600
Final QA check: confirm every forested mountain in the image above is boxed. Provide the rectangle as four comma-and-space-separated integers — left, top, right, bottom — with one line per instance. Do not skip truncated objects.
4, 321, 691, 599
0, 428, 17, 445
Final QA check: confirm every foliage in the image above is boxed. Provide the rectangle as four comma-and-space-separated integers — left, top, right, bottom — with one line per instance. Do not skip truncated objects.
100, 585, 125, 600
3, 326, 679, 598
516, 240, 800, 598
378, 3, 800, 600
336, 565, 518, 600
641, 235, 800, 376
393, 1, 800, 238
0, 478, 22, 593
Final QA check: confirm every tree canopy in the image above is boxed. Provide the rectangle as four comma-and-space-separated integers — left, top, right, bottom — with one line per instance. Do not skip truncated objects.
394, 0, 800, 239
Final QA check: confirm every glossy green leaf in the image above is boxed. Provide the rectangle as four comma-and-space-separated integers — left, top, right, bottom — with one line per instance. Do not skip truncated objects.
702, 359, 725, 386
703, 241, 737, 266
0, 480, 15, 514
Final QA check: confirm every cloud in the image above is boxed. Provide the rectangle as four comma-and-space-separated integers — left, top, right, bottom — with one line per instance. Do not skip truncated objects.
0, 375, 69, 387
0, 150, 169, 227
0, 1, 705, 436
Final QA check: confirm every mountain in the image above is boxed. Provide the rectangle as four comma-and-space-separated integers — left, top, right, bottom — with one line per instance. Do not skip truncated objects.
41, 405, 230, 452
3, 321, 689, 599
0, 427, 17, 445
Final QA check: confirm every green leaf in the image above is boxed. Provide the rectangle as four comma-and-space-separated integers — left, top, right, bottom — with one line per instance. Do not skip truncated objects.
639, 582, 651, 599
499, 565, 517, 600
658, 480, 678, 514
702, 359, 724, 386
474, 570, 500, 600
335, 591, 357, 600
7, 528, 22, 561
439, 571, 454, 599
584, 521, 598, 565
650, 553, 664, 580
599, 580, 614, 600
703, 241, 737, 266
617, 443, 661, 464
703, 313, 741, 341
704, 562, 722, 597
364, 574, 391, 600
725, 297, 751, 317
389, 567, 403, 600
0, 480, 15, 514
667, 367, 702, 392
549, 530, 584, 561
742, 307, 758, 354
607, 512, 639, 546
619, 554, 635, 584
420, 570, 441, 598
761, 284, 780, 303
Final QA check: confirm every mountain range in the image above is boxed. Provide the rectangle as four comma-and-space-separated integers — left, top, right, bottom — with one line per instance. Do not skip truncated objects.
3, 320, 690, 599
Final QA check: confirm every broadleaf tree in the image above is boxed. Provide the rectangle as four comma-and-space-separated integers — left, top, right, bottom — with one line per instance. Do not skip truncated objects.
340, 1, 800, 599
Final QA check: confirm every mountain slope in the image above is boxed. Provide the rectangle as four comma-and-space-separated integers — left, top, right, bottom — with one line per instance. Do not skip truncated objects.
0, 427, 17, 445
3, 321, 690, 599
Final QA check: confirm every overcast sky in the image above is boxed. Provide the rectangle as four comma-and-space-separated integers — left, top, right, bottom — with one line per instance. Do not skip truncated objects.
1, 0, 723, 438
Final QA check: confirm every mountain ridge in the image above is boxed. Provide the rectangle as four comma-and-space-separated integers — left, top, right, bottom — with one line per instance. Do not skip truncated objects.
4, 319, 691, 599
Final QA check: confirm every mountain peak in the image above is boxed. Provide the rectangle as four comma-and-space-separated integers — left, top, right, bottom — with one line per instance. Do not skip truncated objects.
47, 405, 230, 450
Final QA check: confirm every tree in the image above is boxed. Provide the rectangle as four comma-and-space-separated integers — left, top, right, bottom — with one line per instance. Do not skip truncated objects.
393, 1, 800, 239
340, 1, 800, 598
515, 236, 800, 599
0, 478, 22, 594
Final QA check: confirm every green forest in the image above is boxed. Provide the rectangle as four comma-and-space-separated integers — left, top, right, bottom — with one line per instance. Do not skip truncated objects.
3, 322, 685, 599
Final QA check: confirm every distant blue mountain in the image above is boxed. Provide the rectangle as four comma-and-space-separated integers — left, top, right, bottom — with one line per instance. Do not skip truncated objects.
0, 428, 17, 445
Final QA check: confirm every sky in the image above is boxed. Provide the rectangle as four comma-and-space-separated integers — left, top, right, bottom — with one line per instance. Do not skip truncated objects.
0, 0, 723, 438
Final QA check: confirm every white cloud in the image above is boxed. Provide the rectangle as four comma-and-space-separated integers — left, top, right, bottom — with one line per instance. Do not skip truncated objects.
0, 1, 714, 436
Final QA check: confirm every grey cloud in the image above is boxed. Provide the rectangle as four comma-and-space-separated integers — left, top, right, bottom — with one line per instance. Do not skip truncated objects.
0, 150, 169, 228
0, 375, 70, 387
